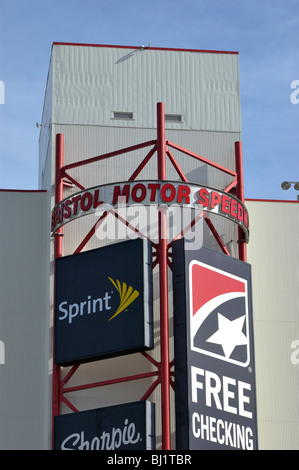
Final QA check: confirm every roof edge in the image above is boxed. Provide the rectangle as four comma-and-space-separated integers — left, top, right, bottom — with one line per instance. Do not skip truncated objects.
52, 42, 239, 55
246, 198, 299, 204
0, 189, 47, 193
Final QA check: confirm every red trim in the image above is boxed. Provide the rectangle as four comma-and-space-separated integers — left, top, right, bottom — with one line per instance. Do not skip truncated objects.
167, 140, 236, 178
235, 142, 247, 262
246, 198, 299, 203
52, 42, 239, 55
63, 141, 155, 172
204, 215, 231, 256
0, 189, 47, 193
157, 102, 171, 450
52, 134, 64, 449
62, 371, 159, 395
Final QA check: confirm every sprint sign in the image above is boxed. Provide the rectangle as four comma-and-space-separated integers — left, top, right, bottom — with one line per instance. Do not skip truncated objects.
172, 240, 258, 450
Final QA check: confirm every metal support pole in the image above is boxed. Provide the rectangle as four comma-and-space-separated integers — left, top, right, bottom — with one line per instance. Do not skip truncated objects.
52, 133, 64, 446
54, 133, 64, 258
157, 102, 171, 450
235, 141, 247, 262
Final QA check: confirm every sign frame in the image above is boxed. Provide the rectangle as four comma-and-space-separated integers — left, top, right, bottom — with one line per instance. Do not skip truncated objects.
172, 238, 258, 450
54, 400, 155, 450
54, 238, 153, 366
51, 180, 249, 242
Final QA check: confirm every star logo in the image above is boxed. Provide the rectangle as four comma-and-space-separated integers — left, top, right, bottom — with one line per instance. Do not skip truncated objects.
189, 260, 250, 367
206, 313, 248, 358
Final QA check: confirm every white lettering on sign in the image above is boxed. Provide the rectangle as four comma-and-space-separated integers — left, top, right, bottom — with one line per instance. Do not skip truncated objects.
58, 292, 112, 324
51, 180, 249, 241
191, 366, 252, 419
60, 418, 141, 450
192, 412, 254, 450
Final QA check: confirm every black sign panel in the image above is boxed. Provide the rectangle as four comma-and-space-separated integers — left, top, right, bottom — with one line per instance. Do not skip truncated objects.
173, 239, 258, 450
54, 400, 155, 450
55, 238, 153, 366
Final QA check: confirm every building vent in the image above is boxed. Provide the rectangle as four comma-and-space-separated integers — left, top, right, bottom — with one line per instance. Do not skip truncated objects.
113, 111, 134, 120
165, 113, 183, 123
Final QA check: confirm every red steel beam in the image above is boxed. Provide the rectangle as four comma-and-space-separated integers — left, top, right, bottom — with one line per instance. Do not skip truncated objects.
157, 102, 171, 450
166, 148, 188, 182
111, 210, 157, 246
73, 211, 109, 254
63, 140, 156, 171
204, 214, 231, 256
235, 141, 247, 262
224, 177, 237, 194
140, 378, 160, 401
60, 364, 80, 388
62, 170, 86, 191
61, 395, 79, 413
52, 133, 64, 447
128, 145, 157, 181
167, 140, 237, 178
170, 211, 204, 247
62, 371, 159, 394
52, 106, 242, 451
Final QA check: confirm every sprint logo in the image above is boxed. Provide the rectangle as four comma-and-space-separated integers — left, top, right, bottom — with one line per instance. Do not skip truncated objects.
58, 278, 140, 324
108, 278, 140, 321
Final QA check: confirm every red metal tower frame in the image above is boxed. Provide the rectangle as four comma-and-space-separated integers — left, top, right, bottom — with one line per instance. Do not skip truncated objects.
52, 102, 247, 450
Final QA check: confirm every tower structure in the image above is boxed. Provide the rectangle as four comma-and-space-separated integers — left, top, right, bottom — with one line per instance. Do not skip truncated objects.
39, 43, 249, 449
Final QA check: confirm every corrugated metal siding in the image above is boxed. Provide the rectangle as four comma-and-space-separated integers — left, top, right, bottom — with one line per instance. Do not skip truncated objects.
52, 123, 240, 259
38, 53, 53, 184
53, 125, 237, 254
55, 124, 240, 187
0, 191, 50, 449
39, 44, 243, 449
52, 45, 241, 132
247, 200, 299, 449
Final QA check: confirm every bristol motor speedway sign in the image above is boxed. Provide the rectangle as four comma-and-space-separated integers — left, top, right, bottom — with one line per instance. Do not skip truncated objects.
51, 180, 249, 241
54, 238, 153, 366
54, 400, 155, 450
172, 239, 258, 450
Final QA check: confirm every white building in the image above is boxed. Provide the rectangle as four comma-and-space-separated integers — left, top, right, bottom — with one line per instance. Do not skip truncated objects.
0, 43, 298, 449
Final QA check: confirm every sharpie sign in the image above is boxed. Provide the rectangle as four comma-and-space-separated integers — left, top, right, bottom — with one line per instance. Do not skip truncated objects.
54, 401, 155, 450
51, 180, 249, 241
172, 240, 258, 450
54, 238, 153, 366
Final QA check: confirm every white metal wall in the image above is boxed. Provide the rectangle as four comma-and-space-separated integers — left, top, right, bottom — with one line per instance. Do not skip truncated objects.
39, 44, 241, 190
39, 43, 243, 449
246, 199, 299, 449
0, 190, 50, 449
50, 44, 241, 132
39, 44, 242, 258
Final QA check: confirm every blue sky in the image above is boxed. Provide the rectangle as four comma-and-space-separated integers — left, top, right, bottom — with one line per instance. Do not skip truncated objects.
0, 0, 298, 200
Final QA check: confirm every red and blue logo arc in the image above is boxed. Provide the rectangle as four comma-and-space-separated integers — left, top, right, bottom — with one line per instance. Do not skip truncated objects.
189, 260, 250, 367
